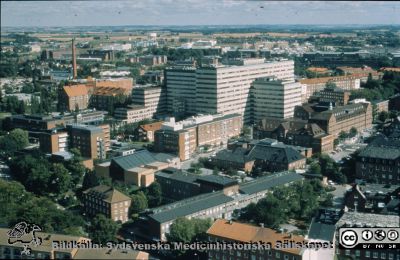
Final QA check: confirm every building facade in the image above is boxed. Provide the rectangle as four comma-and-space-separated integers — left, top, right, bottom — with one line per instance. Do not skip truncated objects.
66, 124, 110, 159
344, 184, 400, 215
251, 77, 302, 122
114, 85, 166, 124
82, 185, 131, 223
102, 149, 179, 187
356, 135, 400, 185
147, 171, 304, 241
154, 114, 242, 161
134, 121, 164, 142
300, 76, 360, 103
255, 118, 335, 154
39, 130, 68, 154
165, 59, 295, 122
7, 111, 106, 134
127, 55, 167, 66
308, 102, 373, 136
89, 86, 131, 111
196, 59, 294, 123
165, 66, 197, 115
207, 220, 310, 260
313, 87, 351, 106
210, 138, 306, 173
60, 84, 90, 111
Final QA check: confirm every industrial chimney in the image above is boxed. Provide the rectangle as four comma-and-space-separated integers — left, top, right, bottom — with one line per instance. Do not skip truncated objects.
72, 38, 77, 79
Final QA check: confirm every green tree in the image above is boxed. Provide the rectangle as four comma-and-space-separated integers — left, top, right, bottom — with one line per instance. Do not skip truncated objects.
167, 217, 195, 243
296, 181, 319, 219
82, 171, 100, 190
338, 131, 348, 140
65, 148, 86, 186
255, 194, 286, 228
378, 111, 389, 122
129, 191, 148, 216
0, 179, 33, 224
3, 96, 19, 113
13, 195, 85, 235
0, 129, 29, 156
17, 100, 25, 114
9, 128, 29, 150
212, 167, 219, 175
320, 193, 334, 207
325, 81, 337, 89
30, 95, 40, 114
166, 217, 212, 243
21, 83, 34, 93
10, 153, 73, 197
241, 126, 252, 136
349, 127, 358, 138
309, 162, 321, 175
314, 153, 347, 184
145, 181, 162, 207
189, 162, 202, 174
226, 167, 238, 176
25, 164, 52, 196
50, 163, 72, 195
333, 138, 340, 147
88, 214, 120, 244
192, 218, 213, 241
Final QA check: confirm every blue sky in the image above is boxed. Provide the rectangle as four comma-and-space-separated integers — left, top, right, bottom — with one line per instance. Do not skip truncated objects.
1, 1, 400, 27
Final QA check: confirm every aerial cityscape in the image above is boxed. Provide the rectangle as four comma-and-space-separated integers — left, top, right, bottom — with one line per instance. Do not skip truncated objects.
0, 1, 399, 260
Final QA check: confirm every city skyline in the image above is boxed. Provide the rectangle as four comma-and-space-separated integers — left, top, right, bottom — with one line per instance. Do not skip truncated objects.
1, 1, 400, 27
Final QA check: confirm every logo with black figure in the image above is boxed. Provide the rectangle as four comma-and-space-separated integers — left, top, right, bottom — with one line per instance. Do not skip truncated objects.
7, 222, 42, 256
340, 229, 358, 248
362, 230, 373, 241
374, 230, 386, 241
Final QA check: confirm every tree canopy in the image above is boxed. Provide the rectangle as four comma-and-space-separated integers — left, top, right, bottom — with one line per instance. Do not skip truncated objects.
0, 128, 29, 157
239, 180, 328, 227
88, 214, 120, 244
0, 179, 85, 235
129, 191, 148, 217
10, 153, 74, 197
166, 217, 213, 243
145, 181, 162, 208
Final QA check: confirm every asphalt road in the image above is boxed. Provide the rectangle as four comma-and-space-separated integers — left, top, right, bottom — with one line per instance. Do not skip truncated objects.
329, 184, 351, 209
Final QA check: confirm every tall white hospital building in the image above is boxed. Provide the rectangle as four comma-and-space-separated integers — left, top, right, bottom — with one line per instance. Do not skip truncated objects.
165, 58, 295, 123
251, 77, 302, 122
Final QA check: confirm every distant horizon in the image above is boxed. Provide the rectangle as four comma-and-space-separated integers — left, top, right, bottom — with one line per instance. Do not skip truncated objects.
3, 24, 400, 28
1, 1, 399, 28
